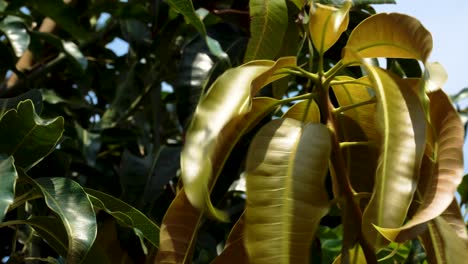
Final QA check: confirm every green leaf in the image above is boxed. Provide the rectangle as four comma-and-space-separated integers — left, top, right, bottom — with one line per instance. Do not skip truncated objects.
245, 118, 330, 263
309, 1, 352, 55
0, 100, 64, 169
320, 0, 395, 4
62, 41, 88, 70
32, 177, 97, 263
17, 217, 110, 264
0, 16, 30, 57
376, 90, 464, 242
458, 174, 468, 204
244, 0, 288, 61
181, 57, 295, 221
361, 67, 426, 249
166, 0, 228, 61
289, 0, 305, 9
84, 188, 160, 248
156, 97, 281, 263
342, 13, 433, 64
29, 0, 90, 42
0, 89, 43, 116
0, 156, 17, 222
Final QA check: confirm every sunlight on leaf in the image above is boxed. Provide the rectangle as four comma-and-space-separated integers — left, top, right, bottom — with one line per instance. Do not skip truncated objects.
245, 118, 330, 264
0, 16, 30, 57
157, 97, 281, 263
309, 1, 352, 55
33, 177, 97, 263
376, 90, 464, 242
424, 62, 447, 92
282, 99, 320, 123
361, 66, 426, 249
244, 0, 288, 61
181, 58, 295, 221
0, 156, 17, 222
343, 13, 432, 64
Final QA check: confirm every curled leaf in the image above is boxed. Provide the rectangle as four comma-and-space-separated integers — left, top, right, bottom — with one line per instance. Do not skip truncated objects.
361, 66, 426, 249
309, 1, 352, 55
376, 90, 464, 242
181, 57, 295, 221
343, 13, 433, 64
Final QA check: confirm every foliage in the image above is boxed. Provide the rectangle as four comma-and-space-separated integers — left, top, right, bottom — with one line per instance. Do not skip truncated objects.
0, 0, 466, 263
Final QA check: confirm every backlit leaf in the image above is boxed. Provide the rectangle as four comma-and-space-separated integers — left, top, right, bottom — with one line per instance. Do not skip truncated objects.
0, 156, 17, 222
361, 66, 426, 249
157, 98, 281, 263
0, 100, 64, 169
309, 1, 352, 55
244, 0, 288, 61
181, 57, 295, 221
342, 13, 433, 64
245, 118, 330, 263
376, 90, 464, 242
282, 99, 320, 123
424, 62, 447, 92
85, 188, 160, 247
33, 177, 97, 263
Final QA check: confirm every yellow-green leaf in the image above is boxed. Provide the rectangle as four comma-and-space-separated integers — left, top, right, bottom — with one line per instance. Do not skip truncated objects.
332, 245, 366, 264
181, 57, 295, 221
361, 66, 426, 249
244, 0, 288, 61
309, 1, 352, 55
375, 90, 464, 242
245, 118, 330, 264
342, 13, 433, 64
424, 62, 448, 92
282, 99, 320, 123
157, 98, 282, 263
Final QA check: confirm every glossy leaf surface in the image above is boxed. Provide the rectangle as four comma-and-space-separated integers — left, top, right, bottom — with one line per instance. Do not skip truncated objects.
245, 118, 330, 263
309, 1, 351, 55
377, 90, 464, 242
361, 67, 426, 249
181, 58, 295, 220
0, 100, 64, 169
244, 0, 288, 61
33, 177, 97, 263
343, 13, 432, 64
0, 16, 29, 57
157, 98, 280, 263
282, 99, 320, 123
85, 188, 160, 247
0, 156, 17, 222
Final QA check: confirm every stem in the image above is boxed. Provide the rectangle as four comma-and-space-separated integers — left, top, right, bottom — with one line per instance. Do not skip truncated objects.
330, 80, 371, 87
333, 97, 376, 114
324, 60, 346, 78
278, 93, 315, 104
326, 99, 378, 264
281, 67, 319, 82
339, 141, 373, 148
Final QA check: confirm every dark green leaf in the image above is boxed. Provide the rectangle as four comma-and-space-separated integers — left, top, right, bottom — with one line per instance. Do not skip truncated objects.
29, 0, 90, 42
0, 156, 17, 222
458, 174, 468, 205
0, 89, 43, 116
33, 177, 97, 263
84, 188, 160, 248
0, 100, 63, 169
